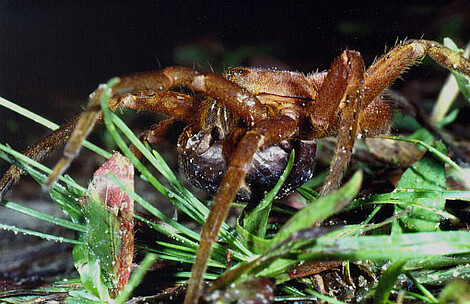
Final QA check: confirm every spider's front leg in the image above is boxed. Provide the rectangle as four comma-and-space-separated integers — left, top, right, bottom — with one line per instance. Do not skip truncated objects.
322, 51, 365, 196
315, 39, 470, 196
44, 68, 205, 188
363, 39, 470, 105
43, 66, 271, 190
0, 67, 201, 197
358, 40, 470, 137
309, 50, 366, 196
183, 114, 298, 304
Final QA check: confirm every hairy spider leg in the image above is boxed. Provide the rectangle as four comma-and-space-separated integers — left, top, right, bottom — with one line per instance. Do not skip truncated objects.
0, 67, 202, 197
315, 40, 470, 196
312, 50, 365, 196
363, 39, 470, 106
183, 115, 298, 304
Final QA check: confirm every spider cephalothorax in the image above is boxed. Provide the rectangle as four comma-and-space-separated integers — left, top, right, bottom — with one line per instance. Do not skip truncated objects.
1, 39, 470, 303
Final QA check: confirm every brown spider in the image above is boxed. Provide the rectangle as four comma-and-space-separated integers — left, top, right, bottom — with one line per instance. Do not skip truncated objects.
1, 39, 470, 303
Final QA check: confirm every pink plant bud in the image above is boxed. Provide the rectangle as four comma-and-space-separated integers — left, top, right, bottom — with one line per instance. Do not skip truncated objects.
87, 152, 134, 296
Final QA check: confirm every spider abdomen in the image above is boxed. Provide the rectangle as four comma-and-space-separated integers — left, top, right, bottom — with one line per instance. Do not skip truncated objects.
178, 127, 316, 202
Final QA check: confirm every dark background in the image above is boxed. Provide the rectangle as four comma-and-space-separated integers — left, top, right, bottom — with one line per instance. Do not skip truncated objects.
1, 0, 469, 177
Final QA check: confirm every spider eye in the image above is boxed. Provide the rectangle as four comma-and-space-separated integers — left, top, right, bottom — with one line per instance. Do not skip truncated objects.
228, 68, 249, 78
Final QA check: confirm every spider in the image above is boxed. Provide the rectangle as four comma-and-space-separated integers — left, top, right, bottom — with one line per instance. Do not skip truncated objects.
1, 39, 470, 303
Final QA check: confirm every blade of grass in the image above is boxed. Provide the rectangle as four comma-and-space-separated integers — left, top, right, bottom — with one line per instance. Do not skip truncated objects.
0, 96, 111, 159
405, 256, 470, 271
170, 271, 219, 280
406, 273, 439, 303
0, 201, 85, 232
305, 289, 348, 304
0, 223, 85, 245
272, 170, 363, 245
107, 173, 200, 243
241, 150, 295, 239
0, 96, 60, 130
351, 189, 470, 207
444, 38, 470, 102
114, 253, 158, 304
295, 231, 470, 261
431, 39, 470, 124
411, 264, 470, 286
351, 199, 456, 221
110, 112, 208, 223
374, 258, 408, 304
379, 135, 461, 172
402, 290, 438, 303
0, 143, 86, 193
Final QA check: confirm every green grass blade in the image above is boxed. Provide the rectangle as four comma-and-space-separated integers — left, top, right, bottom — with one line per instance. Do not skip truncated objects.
0, 143, 86, 193
114, 253, 158, 304
431, 39, 470, 124
0, 201, 85, 232
406, 273, 439, 303
0, 96, 111, 159
380, 135, 461, 172
373, 258, 408, 304
444, 38, 470, 103
0, 96, 60, 130
272, 170, 363, 245
110, 112, 208, 223
350, 190, 470, 209
296, 231, 470, 261
107, 173, 200, 243
305, 289, 348, 304
241, 150, 295, 239
0, 223, 85, 245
